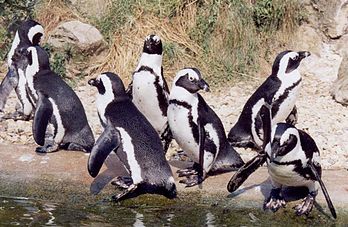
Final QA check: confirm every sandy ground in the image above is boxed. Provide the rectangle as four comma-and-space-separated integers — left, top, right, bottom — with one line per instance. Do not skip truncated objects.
0, 144, 347, 210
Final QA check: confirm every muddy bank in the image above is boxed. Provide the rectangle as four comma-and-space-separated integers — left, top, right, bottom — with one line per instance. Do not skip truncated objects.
1, 144, 347, 213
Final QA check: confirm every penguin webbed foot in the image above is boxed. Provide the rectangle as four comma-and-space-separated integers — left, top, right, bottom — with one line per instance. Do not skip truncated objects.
111, 184, 138, 202
35, 143, 59, 153
294, 193, 315, 216
0, 111, 32, 121
263, 188, 286, 212
179, 174, 204, 187
176, 167, 198, 177
66, 143, 90, 153
111, 176, 133, 189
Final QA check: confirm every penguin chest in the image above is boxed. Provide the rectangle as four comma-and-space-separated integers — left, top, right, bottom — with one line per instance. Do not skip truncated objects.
168, 104, 199, 162
132, 71, 167, 134
267, 161, 312, 188
272, 81, 301, 123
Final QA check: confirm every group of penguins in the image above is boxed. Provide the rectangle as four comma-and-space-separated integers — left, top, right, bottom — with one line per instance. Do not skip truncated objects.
0, 19, 337, 218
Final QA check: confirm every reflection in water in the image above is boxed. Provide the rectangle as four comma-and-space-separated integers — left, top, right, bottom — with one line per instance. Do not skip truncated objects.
0, 196, 57, 226
206, 212, 215, 227
43, 203, 56, 225
0, 196, 342, 226
133, 210, 145, 227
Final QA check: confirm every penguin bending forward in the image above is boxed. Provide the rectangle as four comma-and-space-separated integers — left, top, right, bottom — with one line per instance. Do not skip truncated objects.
11, 46, 94, 153
228, 50, 310, 150
168, 68, 244, 187
127, 35, 172, 152
0, 19, 44, 121
88, 72, 176, 202
260, 104, 336, 218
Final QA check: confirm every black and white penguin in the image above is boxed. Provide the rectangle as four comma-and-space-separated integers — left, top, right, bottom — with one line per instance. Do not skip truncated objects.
260, 104, 336, 218
10, 46, 95, 153
0, 19, 44, 120
167, 68, 244, 187
88, 72, 176, 201
127, 34, 172, 152
228, 50, 310, 150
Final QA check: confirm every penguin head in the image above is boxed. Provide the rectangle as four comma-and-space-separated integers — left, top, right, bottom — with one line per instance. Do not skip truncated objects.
269, 123, 300, 162
7, 20, 44, 68
272, 50, 311, 76
17, 20, 44, 46
157, 176, 177, 199
173, 67, 210, 94
88, 72, 127, 101
11, 46, 50, 77
143, 34, 162, 55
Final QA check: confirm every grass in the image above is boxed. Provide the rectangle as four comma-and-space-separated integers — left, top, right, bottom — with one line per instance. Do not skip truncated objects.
0, 0, 306, 87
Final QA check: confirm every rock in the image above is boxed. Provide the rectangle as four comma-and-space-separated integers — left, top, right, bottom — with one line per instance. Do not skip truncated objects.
331, 57, 348, 105
314, 0, 348, 39
299, 42, 342, 82
47, 20, 106, 55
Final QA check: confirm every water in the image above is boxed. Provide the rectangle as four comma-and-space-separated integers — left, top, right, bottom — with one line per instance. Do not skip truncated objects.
0, 195, 346, 226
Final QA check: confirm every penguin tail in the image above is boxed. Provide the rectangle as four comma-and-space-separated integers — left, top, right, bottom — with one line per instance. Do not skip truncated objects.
210, 143, 245, 175
227, 126, 255, 149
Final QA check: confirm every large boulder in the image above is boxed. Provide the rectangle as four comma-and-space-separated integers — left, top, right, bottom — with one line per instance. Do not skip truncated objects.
331, 35, 348, 106
47, 20, 106, 55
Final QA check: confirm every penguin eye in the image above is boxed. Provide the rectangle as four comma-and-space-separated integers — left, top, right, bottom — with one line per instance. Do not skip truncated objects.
292, 55, 299, 61
188, 74, 194, 82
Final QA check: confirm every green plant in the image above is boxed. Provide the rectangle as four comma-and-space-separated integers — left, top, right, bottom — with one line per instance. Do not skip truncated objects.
94, 0, 137, 43
0, 0, 37, 60
253, 0, 304, 32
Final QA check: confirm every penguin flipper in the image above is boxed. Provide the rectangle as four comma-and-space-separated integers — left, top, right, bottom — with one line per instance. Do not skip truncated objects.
309, 162, 337, 219
33, 94, 53, 146
0, 68, 17, 111
227, 153, 267, 192
198, 119, 206, 179
88, 124, 121, 178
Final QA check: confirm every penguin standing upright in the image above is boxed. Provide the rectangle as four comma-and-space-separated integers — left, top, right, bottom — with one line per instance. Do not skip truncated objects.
260, 104, 336, 218
167, 68, 244, 187
228, 50, 310, 150
0, 19, 44, 120
11, 46, 94, 153
88, 72, 176, 201
127, 35, 172, 152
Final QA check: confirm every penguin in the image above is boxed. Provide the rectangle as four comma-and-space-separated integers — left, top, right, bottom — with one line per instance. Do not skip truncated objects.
88, 72, 177, 202
0, 19, 44, 121
127, 34, 172, 152
228, 50, 311, 150
167, 68, 244, 187
10, 46, 95, 153
260, 104, 336, 218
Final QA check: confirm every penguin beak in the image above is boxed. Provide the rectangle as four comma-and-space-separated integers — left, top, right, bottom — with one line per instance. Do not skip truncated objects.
270, 142, 280, 163
198, 79, 210, 92
298, 51, 311, 60
88, 78, 98, 87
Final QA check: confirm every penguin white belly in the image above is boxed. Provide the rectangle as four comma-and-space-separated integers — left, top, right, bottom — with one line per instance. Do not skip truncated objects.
267, 161, 311, 187
17, 69, 33, 115
273, 83, 301, 123
132, 71, 167, 134
168, 104, 199, 162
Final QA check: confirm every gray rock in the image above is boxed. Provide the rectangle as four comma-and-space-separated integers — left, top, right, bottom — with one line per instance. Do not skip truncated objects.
47, 20, 106, 55
331, 58, 348, 106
